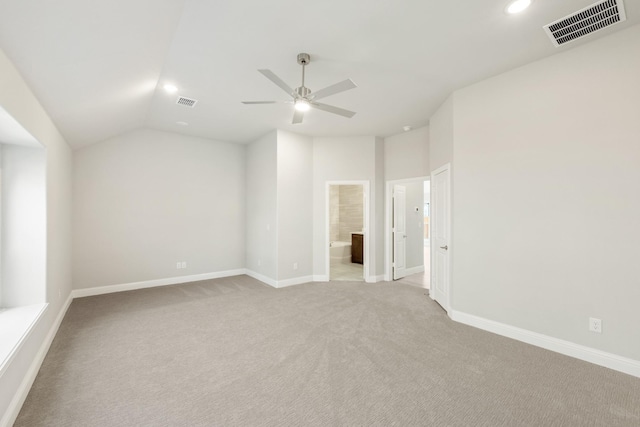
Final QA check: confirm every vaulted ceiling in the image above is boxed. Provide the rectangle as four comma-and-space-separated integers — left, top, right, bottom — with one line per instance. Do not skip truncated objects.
0, 0, 637, 149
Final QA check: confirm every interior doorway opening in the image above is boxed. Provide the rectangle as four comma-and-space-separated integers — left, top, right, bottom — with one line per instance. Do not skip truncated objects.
327, 182, 367, 281
385, 177, 430, 288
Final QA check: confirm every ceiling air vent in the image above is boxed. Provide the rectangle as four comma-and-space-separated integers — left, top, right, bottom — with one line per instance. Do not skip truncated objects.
543, 0, 626, 47
176, 96, 198, 108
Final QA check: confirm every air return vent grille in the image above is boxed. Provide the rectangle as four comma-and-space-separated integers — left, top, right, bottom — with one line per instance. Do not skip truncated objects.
176, 96, 198, 108
543, 0, 626, 47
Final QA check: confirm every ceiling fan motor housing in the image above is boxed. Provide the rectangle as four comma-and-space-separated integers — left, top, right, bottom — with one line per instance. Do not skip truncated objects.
295, 86, 311, 98
297, 53, 310, 65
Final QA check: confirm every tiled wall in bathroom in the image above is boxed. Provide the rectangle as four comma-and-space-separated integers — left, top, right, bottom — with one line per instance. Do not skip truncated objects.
329, 185, 364, 243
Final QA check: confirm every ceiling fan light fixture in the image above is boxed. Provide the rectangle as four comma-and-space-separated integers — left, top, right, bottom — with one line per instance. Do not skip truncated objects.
294, 99, 311, 112
506, 0, 532, 14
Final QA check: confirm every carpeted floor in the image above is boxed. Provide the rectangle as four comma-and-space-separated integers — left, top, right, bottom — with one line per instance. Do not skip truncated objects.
15, 275, 640, 426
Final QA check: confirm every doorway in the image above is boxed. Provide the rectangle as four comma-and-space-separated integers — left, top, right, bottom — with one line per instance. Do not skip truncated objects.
326, 182, 368, 281
385, 177, 430, 288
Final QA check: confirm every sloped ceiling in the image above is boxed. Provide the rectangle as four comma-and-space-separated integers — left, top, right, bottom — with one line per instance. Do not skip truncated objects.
0, 0, 637, 149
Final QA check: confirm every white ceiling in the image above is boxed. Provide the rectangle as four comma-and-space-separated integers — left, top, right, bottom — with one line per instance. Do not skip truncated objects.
0, 0, 637, 149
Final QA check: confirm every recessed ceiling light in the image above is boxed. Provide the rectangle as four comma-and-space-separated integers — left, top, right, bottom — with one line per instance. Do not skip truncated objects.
176, 121, 188, 126
506, 0, 532, 14
163, 84, 178, 93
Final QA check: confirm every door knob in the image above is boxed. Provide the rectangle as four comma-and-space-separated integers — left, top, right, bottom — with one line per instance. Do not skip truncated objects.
440, 245, 448, 250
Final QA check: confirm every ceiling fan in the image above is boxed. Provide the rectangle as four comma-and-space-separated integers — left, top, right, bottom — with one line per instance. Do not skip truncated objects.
242, 53, 357, 124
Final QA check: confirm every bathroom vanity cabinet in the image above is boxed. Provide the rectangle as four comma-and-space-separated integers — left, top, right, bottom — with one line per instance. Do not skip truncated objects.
351, 233, 363, 264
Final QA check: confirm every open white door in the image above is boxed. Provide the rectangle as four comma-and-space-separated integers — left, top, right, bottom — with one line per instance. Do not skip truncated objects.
431, 165, 450, 311
393, 185, 407, 280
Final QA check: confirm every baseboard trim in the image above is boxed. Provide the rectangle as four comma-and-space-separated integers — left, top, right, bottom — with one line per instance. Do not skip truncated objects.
244, 270, 312, 289
275, 276, 313, 288
450, 310, 640, 379
365, 274, 385, 283
72, 269, 246, 298
405, 265, 425, 276
244, 270, 277, 288
313, 275, 329, 282
1, 295, 72, 427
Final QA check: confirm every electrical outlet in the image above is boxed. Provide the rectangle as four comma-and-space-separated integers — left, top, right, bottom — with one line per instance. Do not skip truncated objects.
181, 261, 187, 269
293, 262, 298, 270
589, 317, 602, 333
176, 262, 181, 269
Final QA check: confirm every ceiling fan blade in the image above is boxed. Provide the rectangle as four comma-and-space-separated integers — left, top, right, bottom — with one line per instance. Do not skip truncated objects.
308, 79, 357, 101
258, 69, 294, 97
241, 101, 278, 104
311, 102, 356, 118
292, 109, 304, 124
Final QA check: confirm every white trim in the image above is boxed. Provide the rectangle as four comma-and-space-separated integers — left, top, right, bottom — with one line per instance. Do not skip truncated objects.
244, 270, 278, 288
450, 310, 640, 379
245, 270, 313, 289
325, 181, 371, 282
384, 176, 430, 282
71, 269, 246, 298
430, 163, 452, 313
366, 274, 386, 283
1, 295, 72, 427
313, 275, 329, 282
0, 304, 48, 379
404, 265, 425, 276
274, 275, 313, 288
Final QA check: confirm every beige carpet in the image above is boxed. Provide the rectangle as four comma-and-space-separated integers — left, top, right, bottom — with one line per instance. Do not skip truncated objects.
15, 275, 640, 426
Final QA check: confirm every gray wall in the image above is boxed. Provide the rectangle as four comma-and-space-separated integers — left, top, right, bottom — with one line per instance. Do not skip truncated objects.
429, 96, 453, 172
276, 130, 313, 281
73, 128, 245, 289
245, 131, 278, 280
312, 136, 384, 280
447, 25, 640, 361
374, 137, 385, 276
384, 126, 429, 181
404, 180, 424, 270
0, 49, 73, 425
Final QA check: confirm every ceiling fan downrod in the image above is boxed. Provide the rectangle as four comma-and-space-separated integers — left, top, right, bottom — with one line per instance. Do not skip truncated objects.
296, 53, 311, 98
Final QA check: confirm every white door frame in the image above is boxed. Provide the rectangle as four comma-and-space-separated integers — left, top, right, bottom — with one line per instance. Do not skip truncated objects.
384, 176, 429, 281
325, 181, 371, 282
430, 163, 452, 312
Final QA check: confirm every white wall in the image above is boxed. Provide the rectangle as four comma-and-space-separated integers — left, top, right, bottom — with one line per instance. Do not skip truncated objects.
429, 96, 453, 172
245, 131, 278, 281
276, 130, 313, 281
312, 136, 383, 280
0, 144, 46, 307
373, 137, 385, 277
404, 180, 424, 269
73, 129, 245, 289
450, 25, 640, 361
0, 48, 72, 425
384, 126, 429, 181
